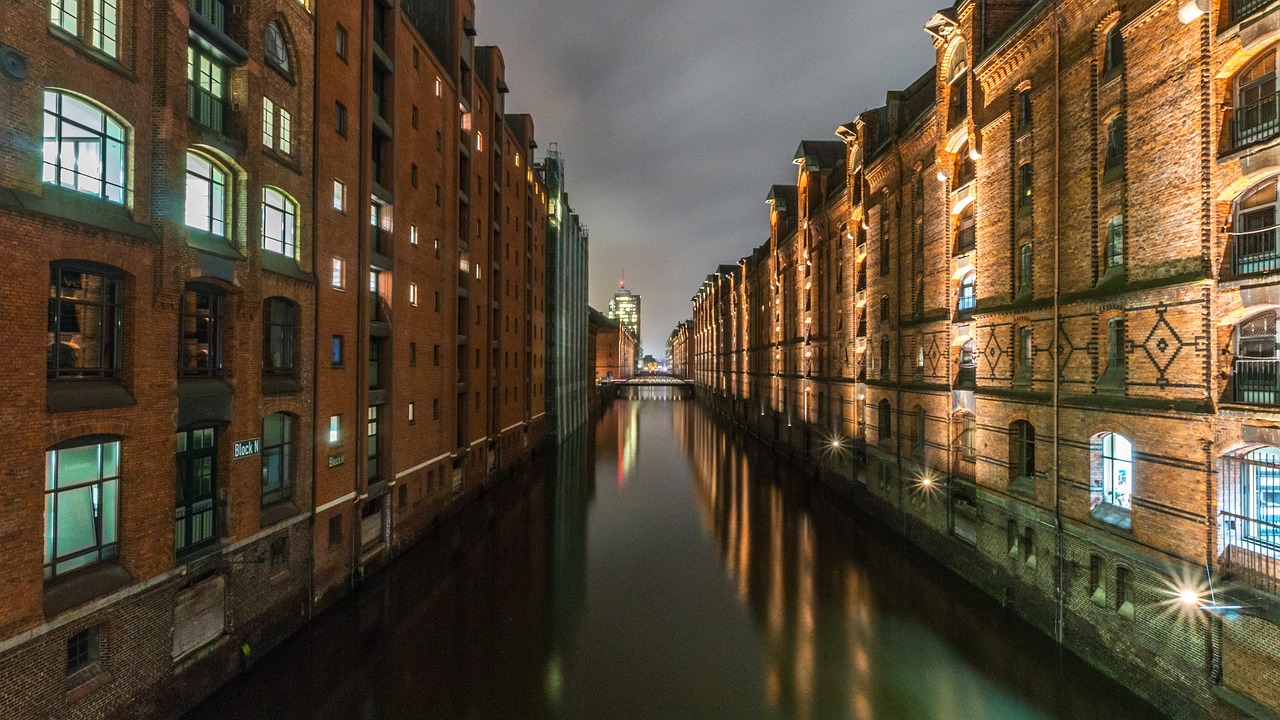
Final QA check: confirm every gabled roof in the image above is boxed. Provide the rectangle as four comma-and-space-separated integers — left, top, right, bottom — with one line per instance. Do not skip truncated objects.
766, 184, 798, 212
793, 140, 845, 173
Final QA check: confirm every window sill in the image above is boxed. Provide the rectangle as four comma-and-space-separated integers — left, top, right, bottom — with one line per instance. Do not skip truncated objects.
1102, 65, 1125, 86
1018, 204, 1034, 218
264, 147, 303, 174
66, 664, 110, 704
47, 380, 135, 413
1102, 164, 1124, 185
187, 231, 243, 260
1091, 503, 1132, 531
43, 563, 132, 619
262, 251, 314, 282
0, 186, 155, 241
48, 25, 135, 80
262, 375, 302, 395
1009, 474, 1036, 498
260, 500, 300, 528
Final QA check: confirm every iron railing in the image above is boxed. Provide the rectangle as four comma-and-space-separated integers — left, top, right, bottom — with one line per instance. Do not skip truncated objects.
187, 84, 225, 133
1231, 0, 1274, 25
1231, 93, 1280, 150
1232, 226, 1280, 275
1234, 357, 1280, 405
1220, 511, 1280, 594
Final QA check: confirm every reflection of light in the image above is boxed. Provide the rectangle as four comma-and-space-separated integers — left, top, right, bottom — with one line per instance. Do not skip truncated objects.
1179, 589, 1200, 607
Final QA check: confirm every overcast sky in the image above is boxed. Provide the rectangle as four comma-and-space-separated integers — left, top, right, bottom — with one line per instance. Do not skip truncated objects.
477, 0, 945, 355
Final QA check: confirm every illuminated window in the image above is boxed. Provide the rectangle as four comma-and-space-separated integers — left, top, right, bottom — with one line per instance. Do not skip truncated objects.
1104, 114, 1126, 171
1233, 178, 1280, 275
957, 271, 976, 315
262, 187, 298, 258
476, 131, 484, 152
435, 76, 442, 96
332, 258, 345, 289
50, 0, 79, 34
1105, 215, 1124, 270
184, 151, 228, 236
42, 91, 127, 204
48, 263, 123, 380
328, 415, 341, 445
45, 438, 121, 578
1095, 432, 1133, 512
332, 180, 345, 211
409, 283, 418, 306
410, 224, 418, 245
262, 97, 275, 147
1234, 51, 1278, 148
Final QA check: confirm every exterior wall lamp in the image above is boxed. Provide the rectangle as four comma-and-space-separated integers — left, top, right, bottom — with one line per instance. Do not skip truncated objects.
1178, 0, 1208, 23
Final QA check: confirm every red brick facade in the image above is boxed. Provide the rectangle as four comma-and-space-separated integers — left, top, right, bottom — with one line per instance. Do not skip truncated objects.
0, 0, 551, 716
689, 1, 1280, 717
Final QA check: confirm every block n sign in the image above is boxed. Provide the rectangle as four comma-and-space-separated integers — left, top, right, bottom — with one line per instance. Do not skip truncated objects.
233, 438, 262, 459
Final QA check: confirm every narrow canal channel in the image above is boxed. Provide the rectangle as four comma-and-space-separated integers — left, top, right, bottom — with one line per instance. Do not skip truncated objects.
186, 388, 1165, 720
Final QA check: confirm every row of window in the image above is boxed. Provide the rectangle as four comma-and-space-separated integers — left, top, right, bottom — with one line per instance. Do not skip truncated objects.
48, 263, 300, 380
45, 421, 295, 578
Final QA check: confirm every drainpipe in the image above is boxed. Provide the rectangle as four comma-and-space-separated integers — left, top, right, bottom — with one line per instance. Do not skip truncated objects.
351, 0, 371, 588
307, 0, 320, 622
1052, 0, 1065, 645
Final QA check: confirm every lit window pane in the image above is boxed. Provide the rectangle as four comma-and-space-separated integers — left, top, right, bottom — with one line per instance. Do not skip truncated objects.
263, 97, 275, 147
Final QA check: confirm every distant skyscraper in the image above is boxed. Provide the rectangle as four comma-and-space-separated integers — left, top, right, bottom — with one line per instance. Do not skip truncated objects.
607, 284, 641, 347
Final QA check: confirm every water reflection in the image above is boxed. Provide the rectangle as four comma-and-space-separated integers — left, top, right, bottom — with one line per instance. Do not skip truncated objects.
186, 388, 1163, 720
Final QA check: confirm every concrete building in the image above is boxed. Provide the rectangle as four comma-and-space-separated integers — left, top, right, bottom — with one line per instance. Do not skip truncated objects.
544, 148, 590, 439
689, 1, 1280, 718
0, 0, 551, 716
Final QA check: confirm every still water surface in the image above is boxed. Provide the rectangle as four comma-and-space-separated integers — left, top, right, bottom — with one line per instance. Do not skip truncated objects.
187, 388, 1165, 720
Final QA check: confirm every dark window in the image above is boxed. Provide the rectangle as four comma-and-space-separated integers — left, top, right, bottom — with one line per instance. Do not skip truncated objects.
1107, 317, 1126, 368
878, 399, 892, 442
265, 22, 289, 72
956, 204, 975, 253
411, 105, 419, 128
1019, 164, 1033, 210
411, 164, 419, 187
328, 516, 342, 546
261, 413, 293, 506
1019, 243, 1033, 293
1105, 115, 1126, 171
1106, 215, 1124, 269
879, 206, 891, 276
1103, 25, 1124, 75
1014, 420, 1036, 478
433, 398, 439, 419
263, 297, 297, 376
176, 427, 217, 553
369, 338, 383, 389
433, 344, 440, 365
412, 46, 420, 69
66, 628, 98, 675
335, 102, 347, 137
187, 45, 228, 133
1018, 327, 1033, 374
879, 296, 890, 321
48, 264, 122, 379
335, 23, 348, 60
959, 414, 976, 462
955, 143, 975, 186
410, 342, 417, 366
1116, 566, 1133, 610
1089, 554, 1103, 597
1019, 89, 1033, 134
179, 286, 222, 377
45, 439, 121, 578
879, 339, 890, 380
332, 335, 343, 366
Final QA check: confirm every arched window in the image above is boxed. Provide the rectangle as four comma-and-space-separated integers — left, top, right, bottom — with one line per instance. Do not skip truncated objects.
45, 437, 121, 578
185, 151, 229, 236
48, 262, 123, 379
1104, 114, 1126, 171
955, 142, 976, 186
263, 297, 297, 377
958, 338, 977, 388
1018, 163, 1034, 210
1103, 25, 1124, 75
265, 22, 290, 72
1234, 311, 1280, 405
1012, 421, 1036, 479
955, 203, 976, 253
41, 90, 127, 204
957, 271, 977, 315
948, 40, 969, 127
262, 187, 298, 258
1233, 50, 1278, 148
1234, 177, 1280, 275
261, 413, 295, 506
1018, 243, 1034, 294
878, 399, 892, 442
1105, 215, 1124, 270
1095, 432, 1134, 512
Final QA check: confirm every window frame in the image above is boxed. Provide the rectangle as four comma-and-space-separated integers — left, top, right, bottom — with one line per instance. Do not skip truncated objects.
1097, 432, 1134, 511
179, 285, 224, 377
262, 187, 299, 259
184, 150, 229, 237
42, 90, 127, 205
44, 437, 121, 579
264, 21, 290, 74
260, 413, 294, 507
48, 262, 124, 380
175, 426, 218, 554
262, 297, 297, 377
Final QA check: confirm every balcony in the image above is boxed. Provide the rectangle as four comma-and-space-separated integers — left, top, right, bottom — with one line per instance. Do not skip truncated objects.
1231, 0, 1274, 25
1231, 93, 1280, 151
1234, 357, 1280, 405
1233, 227, 1280, 275
192, 0, 227, 31
1220, 512, 1280, 594
187, 84, 225, 134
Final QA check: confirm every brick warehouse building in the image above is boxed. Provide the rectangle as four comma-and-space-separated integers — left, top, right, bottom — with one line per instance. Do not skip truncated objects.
0, 0, 560, 716
687, 0, 1280, 717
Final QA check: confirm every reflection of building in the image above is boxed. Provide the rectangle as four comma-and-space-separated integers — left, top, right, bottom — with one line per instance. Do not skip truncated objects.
607, 284, 642, 352
544, 149, 591, 440
592, 308, 638, 380
685, 2, 1280, 717
548, 426, 594, 711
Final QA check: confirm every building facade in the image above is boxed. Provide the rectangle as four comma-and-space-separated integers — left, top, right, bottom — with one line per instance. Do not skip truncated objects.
0, 0, 559, 716
606, 284, 642, 349
544, 148, 590, 439
688, 1, 1280, 718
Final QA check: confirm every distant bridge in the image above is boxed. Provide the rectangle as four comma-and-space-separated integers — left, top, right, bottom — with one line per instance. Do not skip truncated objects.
611, 374, 695, 387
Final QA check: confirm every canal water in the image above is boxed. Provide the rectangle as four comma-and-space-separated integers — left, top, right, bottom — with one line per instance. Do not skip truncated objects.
186, 387, 1165, 720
